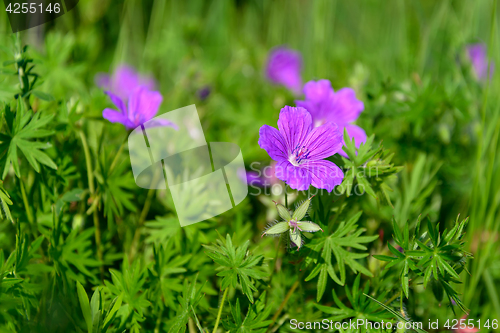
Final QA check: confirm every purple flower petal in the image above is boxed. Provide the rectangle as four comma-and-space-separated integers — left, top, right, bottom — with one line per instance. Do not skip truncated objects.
259, 125, 288, 161
333, 88, 364, 123
296, 80, 334, 125
95, 73, 111, 90
105, 91, 127, 113
467, 43, 494, 81
143, 118, 178, 130
338, 124, 367, 158
302, 122, 343, 160
277, 106, 312, 154
128, 87, 163, 127
301, 160, 344, 192
296, 80, 364, 127
103, 108, 127, 124
266, 47, 303, 95
275, 160, 311, 191
258, 105, 344, 191
96, 64, 157, 101
345, 124, 367, 147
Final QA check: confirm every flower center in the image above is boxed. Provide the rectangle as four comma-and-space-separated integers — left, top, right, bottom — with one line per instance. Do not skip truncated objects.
289, 145, 310, 166
288, 219, 301, 233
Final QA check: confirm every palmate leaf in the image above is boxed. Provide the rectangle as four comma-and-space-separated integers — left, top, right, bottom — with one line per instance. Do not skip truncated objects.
94, 151, 137, 225
316, 275, 392, 323
168, 274, 206, 333
374, 215, 472, 314
336, 130, 403, 207
222, 292, 273, 333
304, 212, 378, 301
0, 102, 57, 179
203, 235, 268, 303
105, 257, 150, 333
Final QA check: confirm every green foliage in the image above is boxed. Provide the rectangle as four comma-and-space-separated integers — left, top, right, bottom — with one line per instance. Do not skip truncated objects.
222, 292, 273, 333
336, 130, 403, 207
168, 276, 205, 333
316, 274, 392, 323
203, 235, 267, 303
375, 215, 472, 314
0, 1, 499, 332
0, 103, 57, 179
305, 212, 379, 301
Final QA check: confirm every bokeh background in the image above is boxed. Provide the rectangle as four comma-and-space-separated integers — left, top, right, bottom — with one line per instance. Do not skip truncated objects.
0, 1, 499, 332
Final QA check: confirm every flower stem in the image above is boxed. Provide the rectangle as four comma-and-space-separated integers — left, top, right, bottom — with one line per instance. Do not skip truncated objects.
129, 166, 162, 260
129, 186, 155, 260
284, 184, 288, 209
109, 135, 128, 174
267, 279, 299, 332
79, 130, 104, 280
213, 287, 228, 333
20, 180, 33, 225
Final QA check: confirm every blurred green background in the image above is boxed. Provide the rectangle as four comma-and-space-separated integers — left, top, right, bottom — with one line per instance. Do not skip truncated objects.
1, 0, 500, 332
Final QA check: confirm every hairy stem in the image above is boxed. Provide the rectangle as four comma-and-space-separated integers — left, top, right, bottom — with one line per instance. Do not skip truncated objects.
213, 287, 228, 333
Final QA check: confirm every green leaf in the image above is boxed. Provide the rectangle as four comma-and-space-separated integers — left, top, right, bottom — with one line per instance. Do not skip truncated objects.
317, 265, 328, 302
297, 221, 322, 233
292, 196, 314, 220
290, 229, 302, 250
263, 222, 288, 235
1, 111, 57, 179
203, 235, 267, 303
76, 282, 92, 333
31, 90, 55, 101
103, 294, 123, 330
373, 255, 396, 262
273, 201, 291, 221
363, 294, 428, 333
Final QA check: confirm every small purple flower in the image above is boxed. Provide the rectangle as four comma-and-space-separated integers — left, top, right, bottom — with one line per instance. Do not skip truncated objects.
197, 86, 211, 100
266, 47, 303, 95
102, 86, 175, 130
296, 79, 366, 157
238, 162, 280, 188
258, 106, 344, 192
467, 43, 494, 81
96, 65, 156, 102
238, 169, 265, 187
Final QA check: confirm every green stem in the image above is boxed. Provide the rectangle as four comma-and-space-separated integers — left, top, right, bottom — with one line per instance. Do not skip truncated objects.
266, 237, 282, 305
20, 180, 33, 225
109, 134, 128, 175
129, 186, 155, 260
284, 184, 288, 209
213, 287, 228, 333
267, 279, 299, 332
79, 130, 104, 280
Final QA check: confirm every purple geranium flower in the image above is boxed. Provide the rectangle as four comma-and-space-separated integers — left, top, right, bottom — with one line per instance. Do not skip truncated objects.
296, 79, 366, 157
96, 65, 156, 102
266, 47, 303, 95
102, 86, 175, 130
258, 106, 344, 192
238, 162, 280, 188
467, 43, 494, 81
